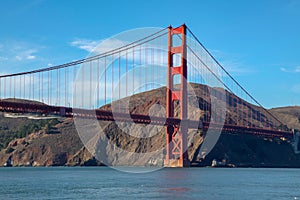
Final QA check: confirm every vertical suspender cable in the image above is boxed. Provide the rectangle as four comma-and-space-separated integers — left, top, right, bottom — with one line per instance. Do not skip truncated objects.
139, 45, 142, 93
41, 72, 43, 103
14, 76, 16, 99
82, 64, 84, 108
65, 67, 68, 107
97, 59, 100, 108
104, 56, 107, 105
112, 54, 114, 103
74, 66, 77, 107
33, 73, 34, 100
126, 50, 128, 97
90, 61, 92, 108
132, 46, 135, 95
118, 51, 121, 112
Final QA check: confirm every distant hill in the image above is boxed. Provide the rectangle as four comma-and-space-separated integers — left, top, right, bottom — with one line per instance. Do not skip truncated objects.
0, 84, 300, 167
270, 106, 300, 130
1, 98, 47, 105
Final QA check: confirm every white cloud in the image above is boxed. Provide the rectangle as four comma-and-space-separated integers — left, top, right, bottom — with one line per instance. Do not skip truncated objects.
26, 55, 36, 60
280, 66, 300, 73
15, 55, 22, 61
220, 60, 253, 75
92, 39, 127, 54
280, 67, 287, 72
14, 49, 37, 61
70, 38, 129, 54
0, 40, 38, 62
70, 39, 100, 52
207, 49, 253, 76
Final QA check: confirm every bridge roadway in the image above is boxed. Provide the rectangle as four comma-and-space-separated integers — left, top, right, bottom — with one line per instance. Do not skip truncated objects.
0, 100, 293, 139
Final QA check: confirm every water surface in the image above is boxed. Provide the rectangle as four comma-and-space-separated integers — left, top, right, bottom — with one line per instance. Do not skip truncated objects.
1, 167, 300, 199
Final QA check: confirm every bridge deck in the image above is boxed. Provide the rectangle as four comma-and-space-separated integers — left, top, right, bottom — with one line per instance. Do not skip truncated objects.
0, 100, 293, 139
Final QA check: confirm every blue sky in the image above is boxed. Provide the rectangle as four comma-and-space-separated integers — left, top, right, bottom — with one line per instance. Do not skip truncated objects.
0, 0, 299, 108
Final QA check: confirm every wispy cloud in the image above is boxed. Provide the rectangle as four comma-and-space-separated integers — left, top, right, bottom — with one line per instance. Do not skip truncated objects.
280, 66, 300, 73
0, 40, 45, 75
280, 67, 287, 72
70, 38, 128, 54
210, 49, 254, 76
70, 39, 100, 52
15, 49, 37, 61
0, 41, 38, 62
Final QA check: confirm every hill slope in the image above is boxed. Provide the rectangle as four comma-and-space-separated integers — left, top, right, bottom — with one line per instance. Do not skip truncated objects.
0, 85, 300, 167
270, 106, 300, 130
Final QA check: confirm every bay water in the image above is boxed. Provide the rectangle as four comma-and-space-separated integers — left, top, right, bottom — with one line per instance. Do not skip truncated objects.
0, 167, 299, 199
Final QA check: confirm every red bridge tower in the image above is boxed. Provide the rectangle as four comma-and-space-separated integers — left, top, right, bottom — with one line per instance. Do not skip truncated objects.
164, 24, 190, 167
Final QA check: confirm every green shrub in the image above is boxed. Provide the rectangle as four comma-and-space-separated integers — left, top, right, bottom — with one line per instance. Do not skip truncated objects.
5, 147, 14, 154
0, 118, 59, 151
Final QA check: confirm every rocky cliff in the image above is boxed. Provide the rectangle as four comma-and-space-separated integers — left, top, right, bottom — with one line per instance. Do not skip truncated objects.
0, 118, 102, 166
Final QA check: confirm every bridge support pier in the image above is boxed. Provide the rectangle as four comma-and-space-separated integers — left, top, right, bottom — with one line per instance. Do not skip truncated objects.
293, 129, 300, 154
164, 24, 189, 167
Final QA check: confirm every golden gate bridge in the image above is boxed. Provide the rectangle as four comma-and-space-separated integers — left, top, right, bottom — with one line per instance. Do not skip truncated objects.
0, 24, 299, 167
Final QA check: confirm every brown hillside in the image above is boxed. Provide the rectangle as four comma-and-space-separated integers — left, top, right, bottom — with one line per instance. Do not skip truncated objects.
270, 106, 300, 130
